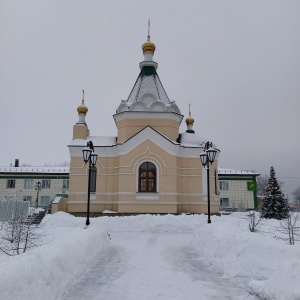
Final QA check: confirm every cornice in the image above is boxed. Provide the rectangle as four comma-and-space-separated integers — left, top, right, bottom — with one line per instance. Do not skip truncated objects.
68, 126, 215, 159
113, 111, 183, 125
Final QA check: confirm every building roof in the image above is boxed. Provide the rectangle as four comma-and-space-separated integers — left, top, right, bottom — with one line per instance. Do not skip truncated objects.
0, 166, 260, 176
115, 37, 181, 115
0, 167, 69, 174
180, 131, 210, 148
218, 168, 260, 176
69, 136, 117, 147
127, 66, 170, 104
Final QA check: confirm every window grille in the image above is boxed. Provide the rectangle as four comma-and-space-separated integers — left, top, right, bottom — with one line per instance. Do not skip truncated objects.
138, 162, 156, 193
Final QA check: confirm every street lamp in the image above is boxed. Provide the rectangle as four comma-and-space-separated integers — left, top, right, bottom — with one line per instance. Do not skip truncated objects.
35, 181, 42, 208
200, 141, 217, 224
82, 141, 98, 227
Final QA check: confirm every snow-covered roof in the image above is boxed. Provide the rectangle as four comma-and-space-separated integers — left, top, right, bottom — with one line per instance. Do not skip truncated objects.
180, 132, 219, 150
180, 132, 208, 148
0, 166, 259, 176
0, 167, 70, 174
69, 136, 117, 147
127, 65, 171, 104
116, 64, 181, 114
218, 168, 260, 176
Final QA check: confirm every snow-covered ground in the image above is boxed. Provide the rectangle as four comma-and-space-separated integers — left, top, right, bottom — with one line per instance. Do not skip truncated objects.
0, 212, 299, 300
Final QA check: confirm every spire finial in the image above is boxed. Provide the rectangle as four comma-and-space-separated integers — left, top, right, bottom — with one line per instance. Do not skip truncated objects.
142, 19, 156, 55
189, 103, 191, 117
147, 19, 150, 41
82, 89, 85, 105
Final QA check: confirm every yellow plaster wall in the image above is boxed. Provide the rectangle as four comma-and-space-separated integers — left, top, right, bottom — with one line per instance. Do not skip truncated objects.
72, 124, 89, 140
67, 139, 219, 214
116, 118, 180, 142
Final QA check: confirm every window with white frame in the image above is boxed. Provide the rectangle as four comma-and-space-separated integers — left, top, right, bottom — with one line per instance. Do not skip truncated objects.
219, 181, 229, 190
40, 196, 50, 206
62, 179, 69, 189
220, 198, 229, 206
6, 179, 16, 189
24, 179, 33, 189
42, 180, 51, 189
23, 196, 32, 202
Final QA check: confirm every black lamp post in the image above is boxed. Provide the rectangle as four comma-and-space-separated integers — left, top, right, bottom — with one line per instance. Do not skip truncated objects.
82, 141, 98, 226
200, 141, 217, 224
35, 181, 42, 208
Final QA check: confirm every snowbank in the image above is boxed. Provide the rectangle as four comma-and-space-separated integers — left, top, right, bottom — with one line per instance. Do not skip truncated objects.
0, 212, 110, 300
1, 212, 299, 299
190, 213, 300, 300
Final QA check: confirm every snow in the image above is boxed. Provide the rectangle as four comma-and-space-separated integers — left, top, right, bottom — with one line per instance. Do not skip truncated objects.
0, 166, 260, 176
0, 212, 299, 299
0, 166, 69, 174
180, 131, 208, 147
218, 167, 260, 175
69, 136, 117, 147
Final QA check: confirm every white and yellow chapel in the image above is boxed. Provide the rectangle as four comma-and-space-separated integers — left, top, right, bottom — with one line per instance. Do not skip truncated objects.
63, 32, 221, 215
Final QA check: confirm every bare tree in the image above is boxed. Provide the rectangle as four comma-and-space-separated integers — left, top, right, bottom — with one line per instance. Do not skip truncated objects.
277, 212, 300, 245
245, 285, 271, 300
257, 174, 284, 197
0, 210, 48, 256
248, 211, 262, 233
292, 187, 300, 204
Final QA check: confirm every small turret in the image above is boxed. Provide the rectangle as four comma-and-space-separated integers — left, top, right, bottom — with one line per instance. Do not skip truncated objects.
139, 20, 158, 70
185, 104, 195, 133
73, 90, 89, 140
76, 89, 88, 124
142, 20, 156, 61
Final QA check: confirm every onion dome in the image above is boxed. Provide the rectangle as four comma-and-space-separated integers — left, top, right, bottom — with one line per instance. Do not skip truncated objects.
185, 115, 194, 126
77, 99, 88, 114
76, 90, 88, 125
77, 89, 88, 115
142, 36, 156, 54
185, 104, 195, 133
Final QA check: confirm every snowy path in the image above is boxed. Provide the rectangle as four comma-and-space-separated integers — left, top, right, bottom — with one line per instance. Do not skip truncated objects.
62, 229, 253, 300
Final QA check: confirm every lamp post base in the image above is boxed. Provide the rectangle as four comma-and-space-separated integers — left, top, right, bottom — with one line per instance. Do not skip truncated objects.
207, 219, 211, 224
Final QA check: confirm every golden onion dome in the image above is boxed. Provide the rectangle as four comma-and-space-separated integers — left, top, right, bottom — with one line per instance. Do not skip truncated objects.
77, 90, 88, 114
142, 38, 156, 54
77, 99, 88, 115
185, 103, 194, 125
185, 116, 194, 126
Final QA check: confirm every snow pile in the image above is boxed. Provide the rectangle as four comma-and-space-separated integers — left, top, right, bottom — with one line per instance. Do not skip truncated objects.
96, 213, 203, 234
191, 213, 300, 300
0, 212, 110, 300
180, 131, 208, 147
0, 212, 299, 299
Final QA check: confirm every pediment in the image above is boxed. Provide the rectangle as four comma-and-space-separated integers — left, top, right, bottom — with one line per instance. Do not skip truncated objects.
118, 126, 178, 156
68, 126, 209, 159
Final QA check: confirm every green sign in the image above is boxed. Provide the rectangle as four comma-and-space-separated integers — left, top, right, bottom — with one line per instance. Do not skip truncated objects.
247, 181, 257, 191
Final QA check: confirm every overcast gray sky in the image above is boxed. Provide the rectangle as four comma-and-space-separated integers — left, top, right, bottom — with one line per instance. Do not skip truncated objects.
0, 0, 299, 197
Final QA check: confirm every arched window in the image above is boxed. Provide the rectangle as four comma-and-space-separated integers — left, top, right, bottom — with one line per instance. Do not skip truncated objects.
90, 166, 97, 193
138, 162, 156, 193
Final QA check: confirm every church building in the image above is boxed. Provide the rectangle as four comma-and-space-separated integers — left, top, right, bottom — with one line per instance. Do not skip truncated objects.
65, 33, 220, 215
